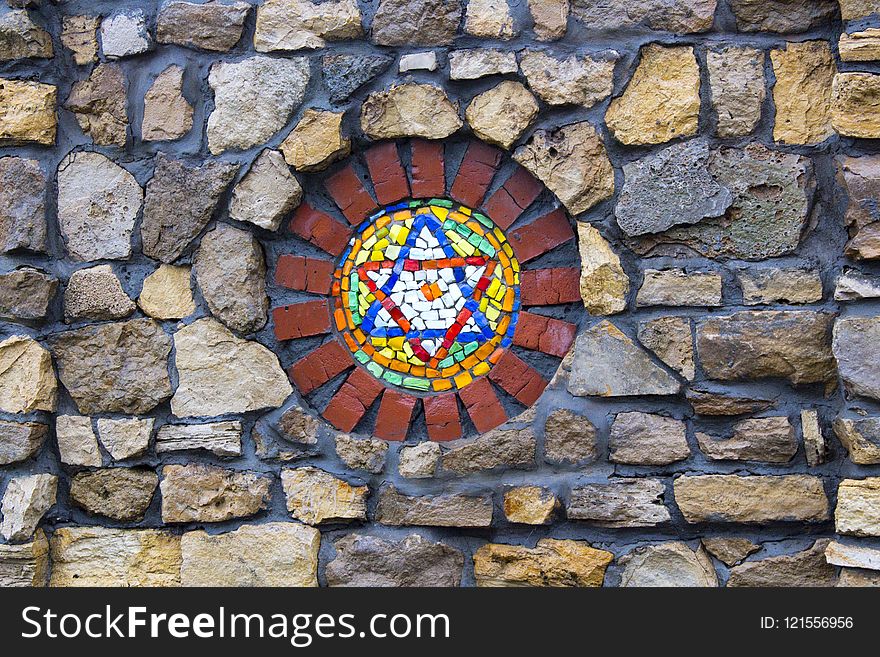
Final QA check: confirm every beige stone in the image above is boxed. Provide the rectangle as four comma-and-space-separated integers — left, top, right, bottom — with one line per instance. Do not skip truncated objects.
833, 417, 880, 465
281, 466, 368, 525
474, 539, 612, 587
376, 485, 493, 528
637, 316, 695, 380
605, 45, 700, 146
636, 269, 722, 307
465, 0, 516, 39
65, 63, 127, 146
63, 264, 135, 322
0, 474, 57, 542
0, 78, 56, 145
836, 478, 880, 536
0, 420, 47, 466
707, 46, 765, 137
825, 540, 880, 571
155, 421, 242, 457
161, 464, 272, 524
519, 50, 616, 108
280, 109, 350, 172
361, 83, 462, 140
839, 0, 880, 20
528, 0, 569, 40
832, 72, 880, 139
399, 442, 441, 478
577, 222, 628, 315
335, 434, 387, 473
727, 540, 837, 587
449, 49, 518, 80
839, 29, 880, 62
771, 41, 835, 145
620, 542, 718, 587
96, 417, 153, 461
801, 409, 828, 467
181, 523, 320, 587
701, 537, 759, 566
503, 487, 560, 525
466, 81, 538, 150
142, 65, 193, 142
838, 568, 880, 586
50, 527, 181, 587
739, 268, 823, 305
55, 415, 101, 467
254, 0, 363, 51
61, 15, 99, 65
230, 149, 302, 231
568, 479, 670, 528
0, 530, 48, 587
0, 335, 55, 413
138, 265, 194, 320
70, 468, 158, 521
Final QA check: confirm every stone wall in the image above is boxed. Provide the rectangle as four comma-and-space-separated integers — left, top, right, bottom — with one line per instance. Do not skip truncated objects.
1, 0, 880, 587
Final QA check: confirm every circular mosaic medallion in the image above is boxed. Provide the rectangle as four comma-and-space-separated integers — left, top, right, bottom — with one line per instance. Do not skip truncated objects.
332, 199, 520, 393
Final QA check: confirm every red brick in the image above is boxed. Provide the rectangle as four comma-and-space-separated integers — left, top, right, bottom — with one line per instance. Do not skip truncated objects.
289, 202, 352, 256
520, 267, 581, 306
365, 142, 410, 205
272, 300, 332, 341
507, 209, 574, 263
326, 164, 377, 224
373, 389, 418, 441
488, 351, 548, 407
410, 139, 445, 198
458, 377, 507, 433
275, 255, 335, 294
450, 141, 502, 208
322, 368, 384, 432
423, 393, 462, 442
289, 340, 353, 395
483, 167, 544, 229
512, 311, 577, 358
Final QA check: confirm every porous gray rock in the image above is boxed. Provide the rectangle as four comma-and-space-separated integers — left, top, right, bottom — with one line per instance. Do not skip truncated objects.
543, 408, 598, 464
835, 269, 880, 300
69, 469, 158, 522
157, 0, 249, 51
0, 268, 57, 322
376, 485, 493, 528
696, 416, 798, 463
567, 480, 671, 528
440, 427, 536, 474
727, 540, 837, 587
372, 0, 461, 46
0, 157, 46, 253
609, 412, 690, 465
0, 474, 57, 542
322, 53, 393, 104
229, 149, 302, 232
0, 420, 46, 466
833, 316, 880, 401
63, 265, 135, 323
619, 542, 718, 587
161, 464, 271, 524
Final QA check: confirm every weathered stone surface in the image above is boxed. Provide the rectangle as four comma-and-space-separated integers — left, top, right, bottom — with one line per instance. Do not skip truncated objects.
100, 10, 152, 59
702, 538, 759, 566
571, 0, 716, 31
567, 479, 671, 528
398, 51, 438, 73
156, 422, 242, 457
230, 149, 302, 231
514, 122, 614, 215
708, 46, 765, 137
566, 321, 681, 397
280, 109, 350, 172
0, 267, 56, 322
825, 540, 880, 571
361, 84, 462, 140
686, 389, 775, 416
697, 311, 836, 386
606, 45, 700, 146
520, 50, 615, 108
609, 412, 690, 465
729, 0, 838, 32
674, 475, 829, 524
0, 157, 46, 253
172, 318, 291, 417
638, 316, 694, 380
615, 140, 732, 237
399, 442, 441, 478
577, 223, 628, 315
70, 468, 157, 521
637, 269, 722, 307
141, 154, 237, 263
0, 474, 56, 542
440, 427, 536, 475
801, 409, 827, 467
832, 72, 880, 139
0, 78, 56, 145
61, 15, 99, 65
157, 0, 249, 52
281, 467, 367, 525
50, 527, 181, 587
335, 434, 387, 473
465, 0, 515, 38
466, 81, 538, 150
63, 265, 135, 323
181, 523, 320, 587
142, 65, 193, 142
65, 63, 127, 145
449, 49, 518, 80
528, 0, 569, 40
96, 417, 153, 461
327, 534, 463, 587
836, 478, 880, 536
474, 539, 613, 587
138, 265, 194, 320
739, 268, 823, 305
839, 0, 880, 20
0, 420, 46, 465
727, 540, 836, 587
0, 335, 55, 413
835, 269, 880, 300
696, 416, 797, 463
372, 0, 461, 46
55, 415, 101, 467
195, 224, 268, 334
0, 9, 52, 60
161, 464, 271, 524
503, 486, 560, 525
771, 41, 835, 145
52, 319, 172, 415
838, 568, 880, 586
834, 417, 880, 464
376, 485, 493, 528
620, 542, 717, 587
0, 530, 48, 586
207, 56, 310, 154
543, 408, 598, 464
833, 316, 880, 401
322, 53, 393, 104
255, 0, 362, 51
839, 156, 880, 261
839, 29, 880, 62
253, 404, 320, 461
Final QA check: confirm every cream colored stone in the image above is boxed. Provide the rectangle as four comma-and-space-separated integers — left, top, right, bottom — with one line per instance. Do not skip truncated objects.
836, 478, 880, 537
825, 540, 880, 571
0, 530, 48, 587
61, 15, 99, 65
466, 0, 516, 39
449, 49, 518, 80
255, 0, 363, 51
832, 72, 880, 139
620, 542, 717, 587
281, 466, 368, 525
503, 486, 560, 525
466, 81, 538, 149
96, 417, 153, 460
138, 265, 195, 320
771, 41, 835, 145
707, 46, 765, 137
0, 335, 55, 413
0, 79, 56, 145
801, 409, 828, 467
636, 269, 723, 307
520, 50, 616, 108
474, 539, 612, 587
230, 149, 302, 231
361, 83, 462, 140
528, 0, 569, 40
577, 222, 628, 315
398, 442, 441, 478
839, 0, 880, 20
142, 65, 193, 142
840, 29, 880, 62
55, 415, 101, 467
280, 109, 350, 172
161, 464, 271, 524
0, 474, 57, 542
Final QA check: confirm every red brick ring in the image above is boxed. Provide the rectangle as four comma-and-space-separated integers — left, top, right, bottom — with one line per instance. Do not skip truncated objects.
271, 140, 583, 442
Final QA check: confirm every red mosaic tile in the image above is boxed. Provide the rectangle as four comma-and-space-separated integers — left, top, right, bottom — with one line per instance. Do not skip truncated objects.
507, 209, 575, 263
488, 351, 548, 407
410, 139, 445, 198
483, 167, 544, 229
520, 267, 581, 306
275, 254, 334, 294
289, 340, 354, 395
450, 141, 502, 208
373, 389, 418, 441
322, 368, 385, 432
458, 377, 507, 433
288, 202, 352, 256
512, 310, 577, 358
325, 163, 377, 225
272, 299, 332, 341
365, 142, 410, 205
423, 393, 462, 442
